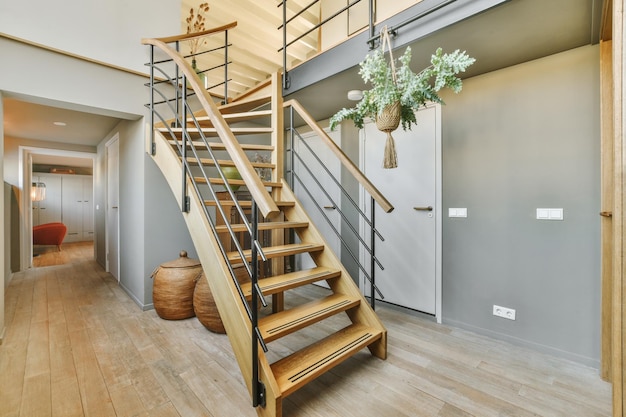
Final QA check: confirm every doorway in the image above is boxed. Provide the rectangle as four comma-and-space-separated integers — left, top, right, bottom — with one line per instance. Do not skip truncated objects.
19, 146, 96, 270
359, 103, 442, 321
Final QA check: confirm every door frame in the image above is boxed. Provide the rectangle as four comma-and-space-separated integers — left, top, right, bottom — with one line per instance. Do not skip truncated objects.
18, 146, 96, 270
105, 134, 120, 282
358, 102, 443, 323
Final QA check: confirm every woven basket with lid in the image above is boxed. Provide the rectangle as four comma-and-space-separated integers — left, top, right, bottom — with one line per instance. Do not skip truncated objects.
151, 250, 202, 320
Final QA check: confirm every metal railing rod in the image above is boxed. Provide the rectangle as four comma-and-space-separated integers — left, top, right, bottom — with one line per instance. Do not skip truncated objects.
370, 196, 376, 309
278, 0, 319, 28
291, 171, 384, 299
182, 43, 230, 59
292, 128, 385, 242
367, 0, 457, 45
291, 149, 384, 270
279, 0, 363, 51
184, 110, 267, 274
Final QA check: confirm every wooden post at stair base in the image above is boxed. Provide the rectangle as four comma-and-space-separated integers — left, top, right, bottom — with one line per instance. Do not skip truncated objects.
601, 37, 614, 383
271, 71, 285, 313
612, 0, 625, 416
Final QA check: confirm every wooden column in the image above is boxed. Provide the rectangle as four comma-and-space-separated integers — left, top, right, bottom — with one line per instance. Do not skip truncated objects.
613, 0, 625, 415
601, 37, 614, 382
271, 71, 285, 312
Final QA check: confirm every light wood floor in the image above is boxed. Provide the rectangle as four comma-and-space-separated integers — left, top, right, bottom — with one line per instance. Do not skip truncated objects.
1, 244, 612, 417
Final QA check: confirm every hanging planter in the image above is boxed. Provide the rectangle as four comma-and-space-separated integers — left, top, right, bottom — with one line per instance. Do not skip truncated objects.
375, 101, 401, 169
330, 26, 476, 169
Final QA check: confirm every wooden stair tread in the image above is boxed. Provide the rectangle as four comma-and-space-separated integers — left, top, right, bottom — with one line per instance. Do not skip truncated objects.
160, 127, 273, 137
168, 139, 274, 151
218, 96, 270, 114
226, 243, 324, 262
183, 157, 274, 169
259, 294, 360, 343
271, 323, 383, 397
215, 221, 308, 233
194, 177, 282, 188
205, 200, 295, 208
240, 267, 341, 298
191, 110, 272, 127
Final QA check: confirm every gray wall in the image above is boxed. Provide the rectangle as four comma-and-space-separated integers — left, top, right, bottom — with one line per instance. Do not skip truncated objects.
2, 37, 196, 311
440, 45, 600, 366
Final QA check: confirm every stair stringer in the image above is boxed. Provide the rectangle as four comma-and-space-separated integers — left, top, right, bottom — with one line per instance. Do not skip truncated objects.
151, 131, 283, 417
278, 180, 388, 359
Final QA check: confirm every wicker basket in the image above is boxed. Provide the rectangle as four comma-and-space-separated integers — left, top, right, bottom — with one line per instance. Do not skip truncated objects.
376, 101, 401, 132
194, 264, 249, 333
151, 251, 202, 320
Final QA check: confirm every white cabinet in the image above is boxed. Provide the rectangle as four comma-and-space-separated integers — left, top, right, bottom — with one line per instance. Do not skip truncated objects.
33, 174, 63, 226
32, 173, 94, 243
61, 175, 94, 243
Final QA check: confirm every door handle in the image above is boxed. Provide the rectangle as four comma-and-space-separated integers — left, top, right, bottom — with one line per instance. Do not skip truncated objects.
323, 205, 336, 210
414, 206, 433, 211
112, 206, 119, 209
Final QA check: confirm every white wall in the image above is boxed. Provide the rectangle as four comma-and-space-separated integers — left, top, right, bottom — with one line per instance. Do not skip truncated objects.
0, 92, 5, 343
0, 0, 181, 74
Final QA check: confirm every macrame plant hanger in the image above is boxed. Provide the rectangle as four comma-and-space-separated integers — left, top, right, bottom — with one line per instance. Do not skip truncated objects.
376, 26, 401, 169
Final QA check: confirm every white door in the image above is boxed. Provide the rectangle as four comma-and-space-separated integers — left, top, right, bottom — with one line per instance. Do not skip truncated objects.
33, 174, 62, 226
62, 176, 84, 243
106, 136, 120, 282
293, 129, 342, 277
360, 104, 441, 317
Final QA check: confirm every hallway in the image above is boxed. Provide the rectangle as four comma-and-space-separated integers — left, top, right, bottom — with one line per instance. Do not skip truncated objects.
0, 244, 612, 417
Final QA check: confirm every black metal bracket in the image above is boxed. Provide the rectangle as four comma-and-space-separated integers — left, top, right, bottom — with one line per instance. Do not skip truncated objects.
183, 196, 190, 213
255, 380, 266, 408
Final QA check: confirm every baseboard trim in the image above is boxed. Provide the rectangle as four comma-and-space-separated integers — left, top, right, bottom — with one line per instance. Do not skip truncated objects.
119, 282, 155, 312
443, 318, 600, 369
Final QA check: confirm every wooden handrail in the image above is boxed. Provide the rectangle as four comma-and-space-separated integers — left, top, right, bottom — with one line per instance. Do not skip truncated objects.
142, 37, 279, 218
284, 99, 394, 213
147, 22, 238, 45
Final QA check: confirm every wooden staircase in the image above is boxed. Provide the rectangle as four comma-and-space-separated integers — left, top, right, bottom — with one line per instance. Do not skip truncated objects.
144, 36, 387, 417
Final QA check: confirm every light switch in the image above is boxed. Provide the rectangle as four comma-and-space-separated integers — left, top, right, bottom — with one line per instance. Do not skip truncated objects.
537, 208, 563, 220
449, 208, 468, 218
549, 208, 563, 220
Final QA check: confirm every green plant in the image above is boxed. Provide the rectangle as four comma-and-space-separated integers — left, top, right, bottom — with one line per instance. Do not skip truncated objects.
329, 46, 475, 131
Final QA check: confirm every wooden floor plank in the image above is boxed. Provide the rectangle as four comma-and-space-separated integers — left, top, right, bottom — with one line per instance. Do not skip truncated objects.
0, 243, 612, 417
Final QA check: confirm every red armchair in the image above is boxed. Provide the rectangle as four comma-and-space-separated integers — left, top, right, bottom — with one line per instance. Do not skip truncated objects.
33, 222, 67, 250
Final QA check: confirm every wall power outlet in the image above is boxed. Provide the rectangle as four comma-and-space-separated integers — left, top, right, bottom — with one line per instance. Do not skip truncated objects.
493, 305, 516, 320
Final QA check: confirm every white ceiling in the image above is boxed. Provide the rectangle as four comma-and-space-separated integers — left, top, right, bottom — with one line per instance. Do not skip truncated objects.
3, 0, 603, 168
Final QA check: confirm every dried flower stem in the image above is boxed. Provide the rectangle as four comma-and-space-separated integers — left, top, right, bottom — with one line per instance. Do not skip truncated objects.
185, 2, 210, 55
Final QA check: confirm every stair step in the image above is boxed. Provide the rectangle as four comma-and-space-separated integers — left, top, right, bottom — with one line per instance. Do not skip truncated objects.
205, 200, 295, 209
194, 177, 282, 189
259, 294, 360, 343
183, 157, 274, 169
226, 243, 324, 263
160, 127, 273, 138
218, 96, 270, 114
240, 267, 341, 298
191, 110, 272, 127
215, 221, 308, 233
168, 139, 274, 152
271, 323, 383, 397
